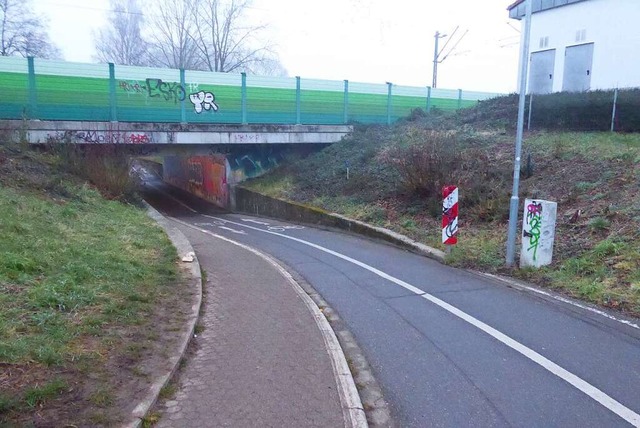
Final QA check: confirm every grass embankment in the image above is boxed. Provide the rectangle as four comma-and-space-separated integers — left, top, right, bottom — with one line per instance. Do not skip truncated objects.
0, 145, 180, 426
244, 107, 640, 315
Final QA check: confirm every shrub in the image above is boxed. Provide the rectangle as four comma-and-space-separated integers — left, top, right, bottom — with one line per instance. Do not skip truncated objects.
51, 144, 137, 201
377, 129, 459, 198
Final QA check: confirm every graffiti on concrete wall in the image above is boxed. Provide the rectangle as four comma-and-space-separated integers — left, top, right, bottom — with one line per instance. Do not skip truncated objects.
187, 160, 204, 186
46, 130, 153, 144
163, 155, 229, 208
228, 146, 321, 184
523, 201, 543, 261
229, 151, 284, 183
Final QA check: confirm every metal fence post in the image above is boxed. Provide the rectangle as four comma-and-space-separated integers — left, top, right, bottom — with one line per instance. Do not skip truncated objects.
387, 82, 393, 125
426, 86, 432, 113
296, 76, 301, 125
109, 63, 117, 122
457, 89, 463, 110
241, 72, 247, 125
611, 88, 619, 132
27, 56, 37, 119
180, 68, 187, 124
343, 79, 349, 124
527, 93, 533, 131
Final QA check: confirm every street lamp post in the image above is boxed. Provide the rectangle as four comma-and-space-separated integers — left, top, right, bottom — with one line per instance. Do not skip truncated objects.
505, 0, 533, 267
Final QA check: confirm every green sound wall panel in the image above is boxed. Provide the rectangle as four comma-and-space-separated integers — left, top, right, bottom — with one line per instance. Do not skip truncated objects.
0, 72, 29, 119
0, 57, 500, 125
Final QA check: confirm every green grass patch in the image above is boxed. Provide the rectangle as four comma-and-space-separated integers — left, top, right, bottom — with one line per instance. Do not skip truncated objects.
0, 184, 177, 366
527, 132, 640, 161
0, 145, 179, 424
23, 379, 68, 408
89, 386, 115, 408
444, 228, 506, 271
159, 383, 178, 400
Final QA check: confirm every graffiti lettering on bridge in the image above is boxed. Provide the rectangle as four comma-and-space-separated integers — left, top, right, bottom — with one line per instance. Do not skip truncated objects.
119, 80, 144, 94
128, 134, 151, 144
190, 91, 219, 114
523, 201, 543, 261
145, 78, 186, 104
118, 78, 186, 104
49, 130, 153, 144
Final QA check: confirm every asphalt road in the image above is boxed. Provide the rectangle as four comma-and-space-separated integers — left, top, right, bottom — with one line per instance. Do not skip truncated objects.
142, 180, 640, 428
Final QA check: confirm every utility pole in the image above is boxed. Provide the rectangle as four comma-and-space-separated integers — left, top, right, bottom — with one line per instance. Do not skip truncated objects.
505, 0, 533, 267
432, 31, 443, 88
432, 27, 468, 89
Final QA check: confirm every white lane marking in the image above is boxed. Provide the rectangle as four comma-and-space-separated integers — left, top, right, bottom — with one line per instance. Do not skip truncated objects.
242, 219, 271, 225
479, 273, 640, 331
148, 183, 198, 213
202, 214, 640, 426
218, 226, 247, 235
267, 225, 305, 232
168, 218, 368, 428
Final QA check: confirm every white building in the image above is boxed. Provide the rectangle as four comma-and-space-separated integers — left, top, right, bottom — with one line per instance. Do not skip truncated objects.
508, 0, 640, 93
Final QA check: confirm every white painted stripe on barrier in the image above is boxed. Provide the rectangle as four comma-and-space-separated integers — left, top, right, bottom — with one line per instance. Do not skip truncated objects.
203, 214, 640, 427
443, 187, 458, 210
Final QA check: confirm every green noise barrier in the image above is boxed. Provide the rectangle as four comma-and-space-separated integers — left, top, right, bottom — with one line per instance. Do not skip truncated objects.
0, 57, 499, 125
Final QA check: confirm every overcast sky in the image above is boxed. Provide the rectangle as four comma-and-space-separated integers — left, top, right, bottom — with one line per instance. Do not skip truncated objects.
34, 0, 521, 93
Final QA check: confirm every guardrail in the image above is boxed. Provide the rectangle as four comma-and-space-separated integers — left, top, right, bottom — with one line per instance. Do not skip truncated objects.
0, 56, 500, 125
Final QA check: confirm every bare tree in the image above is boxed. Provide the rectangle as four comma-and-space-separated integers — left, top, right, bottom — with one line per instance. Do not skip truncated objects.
248, 54, 288, 77
0, 0, 61, 59
189, 0, 282, 74
145, 0, 285, 74
146, 0, 202, 69
94, 0, 148, 65
191, 0, 270, 72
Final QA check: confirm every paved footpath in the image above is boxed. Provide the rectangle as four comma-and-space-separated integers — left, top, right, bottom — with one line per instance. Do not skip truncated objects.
155, 223, 346, 427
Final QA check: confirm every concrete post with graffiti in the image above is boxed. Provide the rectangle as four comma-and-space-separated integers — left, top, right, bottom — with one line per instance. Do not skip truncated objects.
520, 199, 557, 268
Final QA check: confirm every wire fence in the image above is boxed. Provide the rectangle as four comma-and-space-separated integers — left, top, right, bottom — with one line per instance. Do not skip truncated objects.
0, 56, 500, 125
525, 89, 640, 132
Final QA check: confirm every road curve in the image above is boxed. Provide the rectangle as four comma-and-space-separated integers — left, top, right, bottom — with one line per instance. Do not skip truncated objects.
142, 181, 640, 428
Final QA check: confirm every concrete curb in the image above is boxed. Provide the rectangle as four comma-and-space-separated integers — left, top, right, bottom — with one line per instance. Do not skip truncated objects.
235, 188, 446, 262
288, 268, 395, 427
278, 262, 370, 428
331, 212, 447, 262
123, 203, 203, 428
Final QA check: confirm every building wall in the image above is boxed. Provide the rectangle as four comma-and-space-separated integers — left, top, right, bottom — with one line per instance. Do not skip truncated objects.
527, 0, 640, 91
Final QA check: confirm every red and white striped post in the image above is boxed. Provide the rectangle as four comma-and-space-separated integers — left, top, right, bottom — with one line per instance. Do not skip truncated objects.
442, 186, 459, 249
